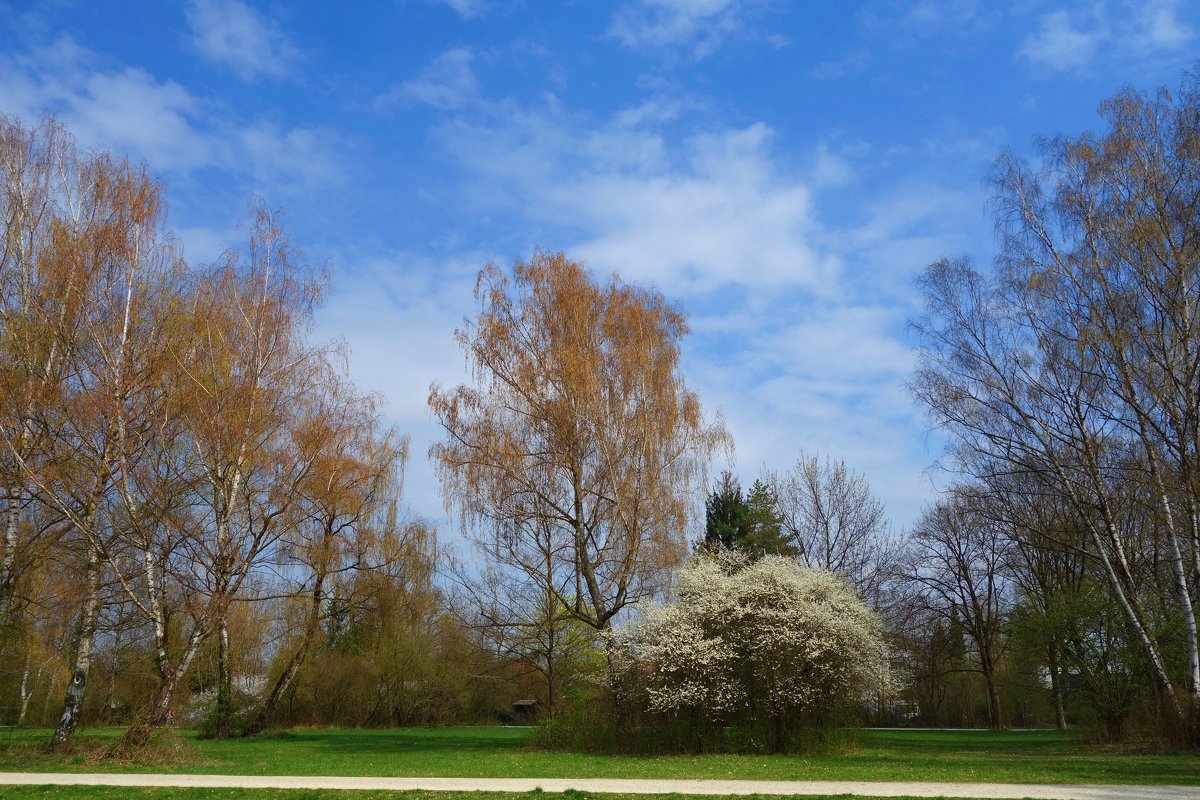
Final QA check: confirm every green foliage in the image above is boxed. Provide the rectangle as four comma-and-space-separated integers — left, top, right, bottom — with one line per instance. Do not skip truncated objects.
702, 473, 794, 558
197, 688, 260, 740
702, 470, 747, 551
528, 682, 624, 752
741, 478, 795, 557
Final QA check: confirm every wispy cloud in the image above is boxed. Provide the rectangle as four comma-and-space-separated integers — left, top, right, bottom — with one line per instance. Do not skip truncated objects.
811, 143, 856, 188
314, 249, 486, 521
1124, 0, 1194, 55
0, 36, 341, 191
685, 294, 933, 528
608, 0, 748, 59
436, 0, 488, 20
404, 92, 974, 530
0, 37, 214, 172
186, 0, 301, 81
809, 50, 872, 81
376, 47, 479, 110
896, 0, 987, 34
572, 124, 838, 295
860, 0, 993, 43
439, 104, 838, 294
1017, 1, 1193, 73
1017, 10, 1104, 72
237, 121, 347, 192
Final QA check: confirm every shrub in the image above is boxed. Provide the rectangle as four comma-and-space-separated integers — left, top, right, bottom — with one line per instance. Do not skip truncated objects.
607, 553, 886, 753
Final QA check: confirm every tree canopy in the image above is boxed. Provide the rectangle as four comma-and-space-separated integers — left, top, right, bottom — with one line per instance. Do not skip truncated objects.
430, 251, 729, 632
911, 77, 1200, 740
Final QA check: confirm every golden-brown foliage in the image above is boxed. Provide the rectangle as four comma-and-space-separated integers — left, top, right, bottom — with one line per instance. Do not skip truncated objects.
430, 250, 729, 630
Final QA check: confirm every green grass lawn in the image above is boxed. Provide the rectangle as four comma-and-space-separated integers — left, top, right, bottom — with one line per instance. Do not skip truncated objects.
0, 726, 1196, 786
0, 790, 994, 800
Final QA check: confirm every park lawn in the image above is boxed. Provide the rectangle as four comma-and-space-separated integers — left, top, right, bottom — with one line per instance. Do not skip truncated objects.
0, 726, 1197, 785
0, 791, 999, 800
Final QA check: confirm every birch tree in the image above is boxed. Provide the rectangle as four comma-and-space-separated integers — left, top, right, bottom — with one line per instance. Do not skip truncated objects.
0, 123, 176, 746
0, 115, 80, 632
972, 467, 1087, 731
115, 205, 326, 748
911, 77, 1200, 738
430, 251, 729, 633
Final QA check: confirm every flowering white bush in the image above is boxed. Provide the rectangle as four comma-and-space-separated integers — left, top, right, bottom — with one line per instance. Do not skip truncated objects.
610, 553, 884, 750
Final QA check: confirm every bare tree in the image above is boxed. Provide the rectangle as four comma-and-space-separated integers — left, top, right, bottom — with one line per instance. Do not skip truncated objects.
908, 489, 1010, 730
1, 116, 428, 745
0, 128, 177, 746
912, 78, 1200, 735
972, 467, 1088, 730
0, 116, 73, 625
769, 450, 897, 604
445, 512, 598, 716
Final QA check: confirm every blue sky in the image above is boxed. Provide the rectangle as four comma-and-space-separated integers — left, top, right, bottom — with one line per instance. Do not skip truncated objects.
1, 0, 1196, 537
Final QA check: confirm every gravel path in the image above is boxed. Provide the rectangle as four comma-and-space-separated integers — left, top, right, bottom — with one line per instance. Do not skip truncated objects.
1, 773, 1198, 799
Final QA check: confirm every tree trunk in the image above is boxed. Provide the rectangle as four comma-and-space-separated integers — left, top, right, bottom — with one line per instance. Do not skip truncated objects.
0, 488, 20, 625
118, 672, 180, 751
116, 626, 205, 751
982, 665, 1002, 731
242, 624, 312, 736
50, 543, 100, 748
1146, 464, 1200, 712
1047, 641, 1067, 730
1069, 487, 1189, 727
16, 652, 32, 725
243, 570, 327, 736
213, 612, 232, 737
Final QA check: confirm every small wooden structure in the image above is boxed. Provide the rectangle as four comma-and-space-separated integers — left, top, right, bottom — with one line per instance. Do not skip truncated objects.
512, 699, 540, 722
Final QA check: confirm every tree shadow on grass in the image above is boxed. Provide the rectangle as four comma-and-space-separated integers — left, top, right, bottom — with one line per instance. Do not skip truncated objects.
254, 727, 531, 756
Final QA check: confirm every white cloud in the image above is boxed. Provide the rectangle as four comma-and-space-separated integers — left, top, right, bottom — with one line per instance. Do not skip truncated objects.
1017, 2, 1193, 73
898, 0, 986, 33
237, 121, 346, 191
324, 254, 480, 418
860, 0, 993, 43
1018, 10, 1104, 72
186, 0, 301, 81
809, 50, 872, 81
0, 37, 342, 194
812, 144, 855, 188
755, 308, 914, 392
439, 105, 840, 295
573, 126, 839, 295
77, 70, 217, 171
314, 250, 487, 525
0, 37, 214, 172
377, 48, 479, 110
415, 94, 965, 531
1124, 0, 1193, 54
609, 0, 746, 59
684, 301, 933, 531
612, 95, 709, 127
437, 0, 487, 19
173, 224, 236, 265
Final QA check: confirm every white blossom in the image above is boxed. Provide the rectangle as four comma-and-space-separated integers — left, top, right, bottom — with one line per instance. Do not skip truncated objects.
612, 553, 885, 723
